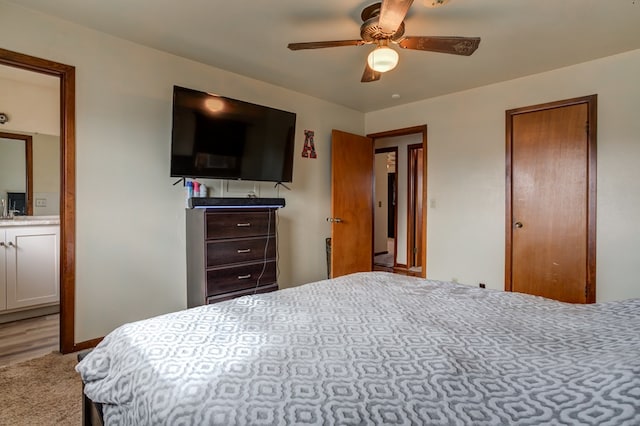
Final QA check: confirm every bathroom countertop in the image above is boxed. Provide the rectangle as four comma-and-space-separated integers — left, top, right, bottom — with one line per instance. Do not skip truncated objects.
0, 216, 60, 227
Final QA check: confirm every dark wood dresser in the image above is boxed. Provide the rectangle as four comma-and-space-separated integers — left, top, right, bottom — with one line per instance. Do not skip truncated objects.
186, 206, 280, 307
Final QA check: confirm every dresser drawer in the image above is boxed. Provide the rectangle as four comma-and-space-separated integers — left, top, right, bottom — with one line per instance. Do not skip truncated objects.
206, 211, 275, 239
207, 237, 276, 267
206, 283, 279, 304
207, 261, 276, 296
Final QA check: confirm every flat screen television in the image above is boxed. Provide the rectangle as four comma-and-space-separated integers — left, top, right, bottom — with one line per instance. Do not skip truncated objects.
170, 86, 296, 183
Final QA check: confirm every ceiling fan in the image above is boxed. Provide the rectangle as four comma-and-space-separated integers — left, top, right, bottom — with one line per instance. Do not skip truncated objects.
287, 0, 480, 82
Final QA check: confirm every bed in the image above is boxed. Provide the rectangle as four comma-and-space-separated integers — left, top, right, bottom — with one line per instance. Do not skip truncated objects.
76, 272, 640, 425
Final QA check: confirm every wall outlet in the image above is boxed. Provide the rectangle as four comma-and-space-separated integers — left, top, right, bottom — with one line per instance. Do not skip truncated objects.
479, 283, 486, 289
35, 198, 47, 207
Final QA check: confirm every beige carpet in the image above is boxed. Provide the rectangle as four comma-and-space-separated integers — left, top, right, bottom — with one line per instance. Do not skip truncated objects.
0, 351, 81, 426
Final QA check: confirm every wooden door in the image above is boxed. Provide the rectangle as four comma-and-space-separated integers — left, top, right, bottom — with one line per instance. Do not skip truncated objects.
506, 96, 596, 303
330, 130, 374, 278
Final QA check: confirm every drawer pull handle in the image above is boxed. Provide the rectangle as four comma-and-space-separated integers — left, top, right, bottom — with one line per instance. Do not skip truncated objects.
236, 223, 251, 227
237, 249, 251, 253
238, 274, 252, 280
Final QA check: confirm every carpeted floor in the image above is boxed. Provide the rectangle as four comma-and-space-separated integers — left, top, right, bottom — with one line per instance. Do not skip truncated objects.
0, 351, 81, 426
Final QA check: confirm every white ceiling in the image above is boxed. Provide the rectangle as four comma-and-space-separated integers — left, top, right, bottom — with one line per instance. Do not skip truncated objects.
6, 0, 640, 112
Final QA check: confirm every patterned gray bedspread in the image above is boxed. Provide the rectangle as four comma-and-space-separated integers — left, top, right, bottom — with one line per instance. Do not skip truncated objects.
76, 272, 640, 425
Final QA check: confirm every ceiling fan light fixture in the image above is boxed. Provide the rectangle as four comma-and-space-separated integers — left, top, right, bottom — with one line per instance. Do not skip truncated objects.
367, 45, 399, 73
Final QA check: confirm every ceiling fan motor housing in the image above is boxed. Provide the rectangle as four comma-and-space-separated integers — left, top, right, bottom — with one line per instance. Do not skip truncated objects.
361, 20, 405, 43
360, 3, 406, 43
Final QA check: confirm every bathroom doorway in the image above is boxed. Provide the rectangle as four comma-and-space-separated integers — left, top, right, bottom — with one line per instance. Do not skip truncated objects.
0, 47, 76, 358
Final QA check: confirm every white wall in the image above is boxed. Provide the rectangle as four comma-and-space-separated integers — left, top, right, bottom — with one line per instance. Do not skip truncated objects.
0, 71, 59, 135
366, 48, 640, 302
32, 133, 60, 215
0, 1, 364, 342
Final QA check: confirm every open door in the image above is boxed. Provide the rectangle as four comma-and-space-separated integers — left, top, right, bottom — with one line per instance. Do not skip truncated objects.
329, 130, 374, 278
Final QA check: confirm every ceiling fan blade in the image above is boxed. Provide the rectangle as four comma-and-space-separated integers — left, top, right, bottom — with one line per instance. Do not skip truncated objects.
398, 36, 481, 56
288, 40, 365, 50
379, 0, 414, 35
361, 64, 382, 83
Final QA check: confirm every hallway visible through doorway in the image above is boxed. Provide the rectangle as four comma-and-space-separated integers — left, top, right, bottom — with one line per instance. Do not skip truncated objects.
371, 127, 427, 278
374, 238, 395, 270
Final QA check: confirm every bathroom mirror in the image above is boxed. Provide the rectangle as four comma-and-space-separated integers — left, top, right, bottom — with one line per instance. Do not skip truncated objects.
0, 131, 32, 216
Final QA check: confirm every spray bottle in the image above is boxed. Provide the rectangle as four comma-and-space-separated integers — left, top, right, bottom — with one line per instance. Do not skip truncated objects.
185, 181, 194, 207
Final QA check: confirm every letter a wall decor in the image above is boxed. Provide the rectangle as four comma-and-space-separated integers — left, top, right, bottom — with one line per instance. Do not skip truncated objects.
301, 130, 317, 159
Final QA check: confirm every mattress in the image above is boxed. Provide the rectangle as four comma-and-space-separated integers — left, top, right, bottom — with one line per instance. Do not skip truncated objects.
76, 272, 640, 425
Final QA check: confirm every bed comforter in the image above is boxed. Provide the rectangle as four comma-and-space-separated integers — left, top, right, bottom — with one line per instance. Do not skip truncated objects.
76, 272, 640, 425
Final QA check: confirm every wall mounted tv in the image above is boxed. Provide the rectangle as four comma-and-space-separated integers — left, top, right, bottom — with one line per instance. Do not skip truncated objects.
170, 85, 296, 183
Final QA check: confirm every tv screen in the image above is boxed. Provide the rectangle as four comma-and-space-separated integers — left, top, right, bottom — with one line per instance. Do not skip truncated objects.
170, 86, 296, 183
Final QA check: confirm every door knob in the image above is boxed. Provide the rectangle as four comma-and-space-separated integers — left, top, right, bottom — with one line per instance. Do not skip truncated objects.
514, 222, 523, 228
326, 217, 343, 223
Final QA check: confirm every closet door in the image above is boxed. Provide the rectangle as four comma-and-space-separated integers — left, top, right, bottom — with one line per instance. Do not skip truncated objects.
506, 96, 596, 303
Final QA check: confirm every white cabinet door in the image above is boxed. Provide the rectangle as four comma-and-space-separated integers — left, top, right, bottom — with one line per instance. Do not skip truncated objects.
0, 234, 6, 310
5, 226, 60, 310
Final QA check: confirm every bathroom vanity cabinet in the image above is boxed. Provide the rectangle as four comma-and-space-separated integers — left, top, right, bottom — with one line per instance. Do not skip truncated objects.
0, 222, 60, 312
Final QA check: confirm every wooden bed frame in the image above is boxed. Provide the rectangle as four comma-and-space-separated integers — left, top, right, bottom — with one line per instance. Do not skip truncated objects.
77, 350, 104, 426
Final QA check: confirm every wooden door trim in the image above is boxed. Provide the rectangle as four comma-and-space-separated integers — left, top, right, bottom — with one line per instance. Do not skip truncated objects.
407, 143, 423, 270
0, 48, 78, 352
368, 125, 428, 278
374, 146, 398, 267
0, 131, 33, 215
505, 94, 597, 302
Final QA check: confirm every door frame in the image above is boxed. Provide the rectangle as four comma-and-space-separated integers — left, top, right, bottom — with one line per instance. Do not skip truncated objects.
505, 94, 597, 302
368, 125, 427, 278
407, 143, 424, 270
0, 48, 80, 352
